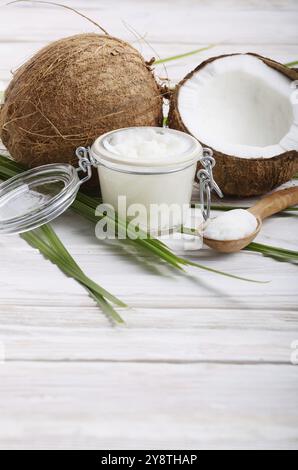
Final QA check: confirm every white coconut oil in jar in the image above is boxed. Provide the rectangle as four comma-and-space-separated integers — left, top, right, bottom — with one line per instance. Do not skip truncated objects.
90, 127, 203, 233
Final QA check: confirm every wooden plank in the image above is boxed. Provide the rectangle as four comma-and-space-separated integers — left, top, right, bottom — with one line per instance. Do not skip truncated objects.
0, 362, 297, 449
0, 326, 296, 363
0, 305, 297, 331
0, 246, 297, 309
6, 0, 298, 12
0, 2, 297, 45
0, 206, 297, 312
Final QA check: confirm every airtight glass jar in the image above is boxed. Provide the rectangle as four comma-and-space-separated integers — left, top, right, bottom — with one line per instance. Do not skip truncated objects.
0, 127, 222, 236
90, 127, 203, 233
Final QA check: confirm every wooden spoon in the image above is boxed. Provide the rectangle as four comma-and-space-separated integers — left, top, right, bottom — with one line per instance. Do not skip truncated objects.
203, 186, 298, 253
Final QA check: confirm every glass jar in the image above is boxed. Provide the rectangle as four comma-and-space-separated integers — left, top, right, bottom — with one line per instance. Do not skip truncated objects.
90, 127, 202, 233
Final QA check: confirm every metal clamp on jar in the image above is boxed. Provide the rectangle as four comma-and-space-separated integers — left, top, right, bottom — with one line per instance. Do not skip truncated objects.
197, 148, 223, 221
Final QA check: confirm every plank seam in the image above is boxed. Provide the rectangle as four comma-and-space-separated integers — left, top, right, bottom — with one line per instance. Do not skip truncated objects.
2, 358, 293, 366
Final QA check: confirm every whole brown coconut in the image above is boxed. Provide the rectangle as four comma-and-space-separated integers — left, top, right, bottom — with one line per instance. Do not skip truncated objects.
0, 33, 163, 188
169, 53, 298, 197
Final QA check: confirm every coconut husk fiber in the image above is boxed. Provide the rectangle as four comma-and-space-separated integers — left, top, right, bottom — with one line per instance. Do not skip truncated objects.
0, 33, 163, 189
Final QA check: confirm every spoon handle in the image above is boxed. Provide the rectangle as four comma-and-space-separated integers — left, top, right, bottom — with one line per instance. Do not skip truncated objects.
248, 186, 298, 220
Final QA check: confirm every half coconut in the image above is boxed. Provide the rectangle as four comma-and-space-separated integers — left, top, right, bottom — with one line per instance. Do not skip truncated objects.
169, 53, 298, 197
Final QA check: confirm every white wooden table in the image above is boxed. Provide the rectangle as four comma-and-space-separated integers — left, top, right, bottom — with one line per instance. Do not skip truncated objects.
0, 0, 297, 450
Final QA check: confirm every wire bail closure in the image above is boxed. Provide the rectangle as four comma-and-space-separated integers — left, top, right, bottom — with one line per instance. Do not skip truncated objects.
75, 146, 94, 185
197, 148, 223, 221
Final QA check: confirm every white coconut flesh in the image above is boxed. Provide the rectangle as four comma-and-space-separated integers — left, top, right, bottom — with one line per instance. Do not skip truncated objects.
177, 54, 298, 158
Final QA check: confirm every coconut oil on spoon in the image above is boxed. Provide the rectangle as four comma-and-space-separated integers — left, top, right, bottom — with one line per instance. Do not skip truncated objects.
203, 187, 298, 253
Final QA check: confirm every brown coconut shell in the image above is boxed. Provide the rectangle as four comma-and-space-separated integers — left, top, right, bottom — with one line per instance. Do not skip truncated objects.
0, 33, 163, 190
169, 53, 298, 197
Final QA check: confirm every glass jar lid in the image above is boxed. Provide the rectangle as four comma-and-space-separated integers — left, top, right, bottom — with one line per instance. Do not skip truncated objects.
0, 163, 81, 235
90, 127, 203, 174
